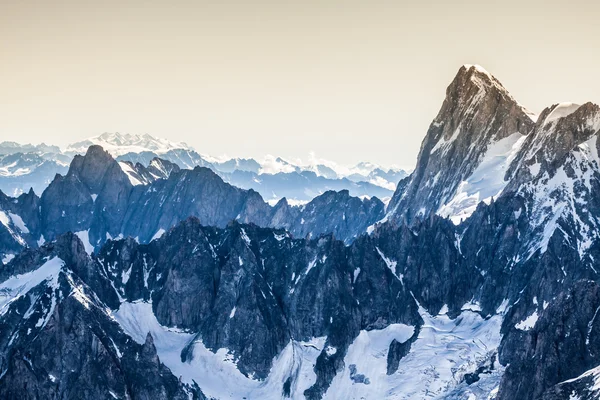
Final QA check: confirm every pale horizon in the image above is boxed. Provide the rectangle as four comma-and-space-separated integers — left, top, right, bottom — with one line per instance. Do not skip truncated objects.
2, 0, 599, 167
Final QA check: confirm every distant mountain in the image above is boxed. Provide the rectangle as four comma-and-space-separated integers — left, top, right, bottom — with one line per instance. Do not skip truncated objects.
0, 141, 62, 155
65, 132, 193, 157
0, 133, 407, 202
0, 142, 70, 196
0, 145, 385, 261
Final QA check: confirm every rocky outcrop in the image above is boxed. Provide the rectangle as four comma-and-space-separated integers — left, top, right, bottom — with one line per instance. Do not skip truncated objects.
0, 188, 41, 257
119, 157, 181, 185
497, 280, 600, 400
0, 233, 203, 400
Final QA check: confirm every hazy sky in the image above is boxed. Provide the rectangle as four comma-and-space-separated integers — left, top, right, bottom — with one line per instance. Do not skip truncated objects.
1, 0, 599, 168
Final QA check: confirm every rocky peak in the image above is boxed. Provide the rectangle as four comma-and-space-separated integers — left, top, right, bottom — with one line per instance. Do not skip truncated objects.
67, 145, 127, 193
148, 157, 180, 177
387, 65, 536, 224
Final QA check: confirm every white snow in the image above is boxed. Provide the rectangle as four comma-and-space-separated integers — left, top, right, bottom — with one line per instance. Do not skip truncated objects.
240, 228, 251, 246
461, 300, 483, 312
522, 134, 600, 260
114, 301, 327, 399
65, 273, 93, 310
0, 211, 10, 228
368, 176, 396, 190
376, 247, 402, 283
0, 210, 26, 246
366, 223, 376, 235
118, 162, 144, 186
273, 233, 286, 241
325, 346, 337, 356
0, 257, 64, 315
529, 162, 541, 177
496, 299, 510, 315
544, 102, 581, 125
463, 64, 493, 77
305, 257, 318, 276
437, 132, 527, 224
258, 155, 298, 174
8, 213, 29, 233
558, 365, 600, 395
151, 228, 166, 241
75, 230, 94, 255
121, 264, 133, 285
515, 311, 539, 331
431, 128, 461, 155
323, 324, 415, 400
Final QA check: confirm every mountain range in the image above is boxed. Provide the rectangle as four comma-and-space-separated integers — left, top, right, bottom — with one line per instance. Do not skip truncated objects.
0, 132, 407, 202
1, 64, 600, 399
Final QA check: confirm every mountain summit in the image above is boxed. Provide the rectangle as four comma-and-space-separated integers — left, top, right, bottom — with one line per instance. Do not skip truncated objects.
386, 64, 537, 224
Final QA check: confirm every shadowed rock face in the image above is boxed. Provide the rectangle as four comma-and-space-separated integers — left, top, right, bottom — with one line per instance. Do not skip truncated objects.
96, 219, 423, 382
497, 280, 600, 400
0, 233, 204, 400
40, 145, 134, 242
3, 202, 600, 399
0, 220, 423, 399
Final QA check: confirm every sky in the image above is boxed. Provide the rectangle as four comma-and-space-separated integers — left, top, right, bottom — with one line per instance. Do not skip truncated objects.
1, 0, 599, 169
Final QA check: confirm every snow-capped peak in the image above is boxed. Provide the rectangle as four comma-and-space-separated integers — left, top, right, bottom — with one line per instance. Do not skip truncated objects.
543, 102, 581, 125
459, 64, 537, 122
66, 132, 191, 157
462, 64, 493, 78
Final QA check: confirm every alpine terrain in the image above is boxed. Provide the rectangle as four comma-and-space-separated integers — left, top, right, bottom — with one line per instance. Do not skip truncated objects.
2, 64, 600, 400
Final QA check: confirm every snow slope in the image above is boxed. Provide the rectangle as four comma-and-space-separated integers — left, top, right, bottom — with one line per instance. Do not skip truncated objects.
324, 300, 503, 400
114, 301, 327, 400
113, 298, 502, 400
0, 256, 64, 315
438, 132, 527, 224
